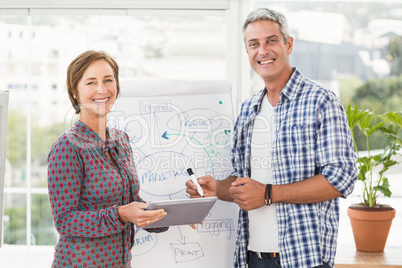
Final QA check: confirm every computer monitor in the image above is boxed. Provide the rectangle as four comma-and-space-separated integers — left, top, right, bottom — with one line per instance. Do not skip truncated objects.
0, 91, 10, 247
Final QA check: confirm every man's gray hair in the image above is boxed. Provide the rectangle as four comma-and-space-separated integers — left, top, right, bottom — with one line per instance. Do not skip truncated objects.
242, 7, 290, 44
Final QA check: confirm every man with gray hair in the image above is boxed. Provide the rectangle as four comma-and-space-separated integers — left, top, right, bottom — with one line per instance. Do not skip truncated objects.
187, 7, 357, 268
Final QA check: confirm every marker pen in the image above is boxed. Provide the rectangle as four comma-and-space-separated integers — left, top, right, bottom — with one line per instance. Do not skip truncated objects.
187, 168, 204, 197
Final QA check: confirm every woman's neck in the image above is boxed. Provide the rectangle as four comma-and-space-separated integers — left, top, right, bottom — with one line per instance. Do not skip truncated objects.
80, 114, 107, 140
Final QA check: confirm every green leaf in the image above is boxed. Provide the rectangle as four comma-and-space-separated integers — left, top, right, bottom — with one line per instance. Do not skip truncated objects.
374, 178, 392, 198
381, 111, 402, 128
357, 157, 370, 182
346, 103, 369, 130
357, 111, 385, 137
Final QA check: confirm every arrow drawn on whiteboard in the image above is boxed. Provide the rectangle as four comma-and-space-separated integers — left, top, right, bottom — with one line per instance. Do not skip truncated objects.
177, 226, 186, 245
160, 131, 215, 177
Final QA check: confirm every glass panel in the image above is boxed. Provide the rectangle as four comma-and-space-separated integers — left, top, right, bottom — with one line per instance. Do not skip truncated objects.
30, 16, 75, 188
5, 110, 28, 187
124, 15, 226, 79
250, 1, 402, 150
31, 194, 58, 245
3, 193, 27, 245
1, 15, 29, 188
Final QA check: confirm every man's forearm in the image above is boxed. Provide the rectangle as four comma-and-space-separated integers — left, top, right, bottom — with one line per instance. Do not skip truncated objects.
272, 175, 342, 204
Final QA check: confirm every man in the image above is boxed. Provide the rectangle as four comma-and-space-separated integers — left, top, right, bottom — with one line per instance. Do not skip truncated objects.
186, 7, 357, 268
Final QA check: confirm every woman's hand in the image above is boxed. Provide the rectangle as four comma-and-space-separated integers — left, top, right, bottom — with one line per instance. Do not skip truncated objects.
118, 202, 167, 228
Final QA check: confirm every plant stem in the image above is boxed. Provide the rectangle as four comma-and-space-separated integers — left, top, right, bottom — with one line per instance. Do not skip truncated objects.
366, 134, 375, 207
351, 129, 360, 159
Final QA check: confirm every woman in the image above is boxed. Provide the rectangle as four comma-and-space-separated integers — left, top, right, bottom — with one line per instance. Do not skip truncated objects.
48, 50, 167, 267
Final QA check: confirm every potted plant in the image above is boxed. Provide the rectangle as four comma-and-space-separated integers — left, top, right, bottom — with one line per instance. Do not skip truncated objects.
346, 104, 401, 252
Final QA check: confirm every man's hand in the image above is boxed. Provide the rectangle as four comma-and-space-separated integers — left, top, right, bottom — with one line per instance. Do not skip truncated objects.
229, 177, 266, 211
185, 175, 217, 198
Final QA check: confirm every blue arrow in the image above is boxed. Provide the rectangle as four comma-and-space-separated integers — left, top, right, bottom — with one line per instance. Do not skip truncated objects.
162, 131, 169, 140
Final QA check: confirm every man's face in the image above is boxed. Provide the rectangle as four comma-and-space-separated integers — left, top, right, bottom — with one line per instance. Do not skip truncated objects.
244, 20, 293, 83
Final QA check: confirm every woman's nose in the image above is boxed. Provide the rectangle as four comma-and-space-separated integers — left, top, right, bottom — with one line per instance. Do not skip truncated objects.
97, 83, 107, 94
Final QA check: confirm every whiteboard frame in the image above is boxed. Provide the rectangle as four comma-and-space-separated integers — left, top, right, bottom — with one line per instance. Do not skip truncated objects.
0, 91, 10, 248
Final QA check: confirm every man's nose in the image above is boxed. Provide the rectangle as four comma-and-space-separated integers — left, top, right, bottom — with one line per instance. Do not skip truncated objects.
259, 44, 269, 55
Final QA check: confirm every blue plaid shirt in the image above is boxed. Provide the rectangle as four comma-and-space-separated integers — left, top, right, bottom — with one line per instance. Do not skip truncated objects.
231, 68, 357, 268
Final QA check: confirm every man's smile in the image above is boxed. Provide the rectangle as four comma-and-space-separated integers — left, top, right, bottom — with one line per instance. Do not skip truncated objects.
258, 59, 275, 65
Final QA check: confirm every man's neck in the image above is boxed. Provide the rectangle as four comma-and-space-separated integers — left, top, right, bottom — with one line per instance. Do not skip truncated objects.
264, 67, 294, 107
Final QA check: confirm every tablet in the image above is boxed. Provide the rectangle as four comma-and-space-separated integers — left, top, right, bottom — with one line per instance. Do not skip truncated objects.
143, 197, 218, 229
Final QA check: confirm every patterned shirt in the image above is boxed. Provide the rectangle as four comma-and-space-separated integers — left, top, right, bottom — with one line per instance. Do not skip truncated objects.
231, 68, 357, 268
48, 120, 166, 267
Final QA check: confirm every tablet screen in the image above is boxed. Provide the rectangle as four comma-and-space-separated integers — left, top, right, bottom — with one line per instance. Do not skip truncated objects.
144, 197, 218, 228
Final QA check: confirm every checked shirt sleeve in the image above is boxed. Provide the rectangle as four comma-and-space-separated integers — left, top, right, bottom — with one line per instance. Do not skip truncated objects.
316, 98, 358, 197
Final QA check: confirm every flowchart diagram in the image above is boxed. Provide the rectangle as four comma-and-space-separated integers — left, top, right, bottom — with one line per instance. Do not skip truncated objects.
108, 80, 238, 267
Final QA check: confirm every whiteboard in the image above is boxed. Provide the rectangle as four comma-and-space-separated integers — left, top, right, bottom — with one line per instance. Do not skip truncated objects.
0, 91, 10, 248
108, 80, 238, 267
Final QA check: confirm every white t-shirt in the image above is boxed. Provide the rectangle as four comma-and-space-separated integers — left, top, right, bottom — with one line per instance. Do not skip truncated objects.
247, 94, 279, 253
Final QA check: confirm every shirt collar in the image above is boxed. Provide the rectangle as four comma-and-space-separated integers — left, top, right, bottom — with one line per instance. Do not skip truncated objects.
74, 120, 117, 151
280, 67, 304, 103
251, 88, 268, 114
252, 67, 304, 110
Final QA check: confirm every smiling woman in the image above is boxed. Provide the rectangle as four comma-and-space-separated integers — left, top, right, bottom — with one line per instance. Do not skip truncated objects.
47, 50, 169, 268
67, 52, 119, 139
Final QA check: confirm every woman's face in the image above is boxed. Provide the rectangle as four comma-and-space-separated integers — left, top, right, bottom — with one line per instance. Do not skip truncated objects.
76, 59, 117, 122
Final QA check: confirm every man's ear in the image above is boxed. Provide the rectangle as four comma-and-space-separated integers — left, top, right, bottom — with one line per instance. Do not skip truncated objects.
286, 36, 294, 55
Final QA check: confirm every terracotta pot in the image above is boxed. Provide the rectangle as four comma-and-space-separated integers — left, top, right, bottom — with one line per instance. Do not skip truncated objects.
347, 206, 396, 252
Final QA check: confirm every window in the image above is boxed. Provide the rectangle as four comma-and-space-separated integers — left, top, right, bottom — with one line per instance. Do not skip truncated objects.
250, 1, 402, 114
1, 6, 228, 253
